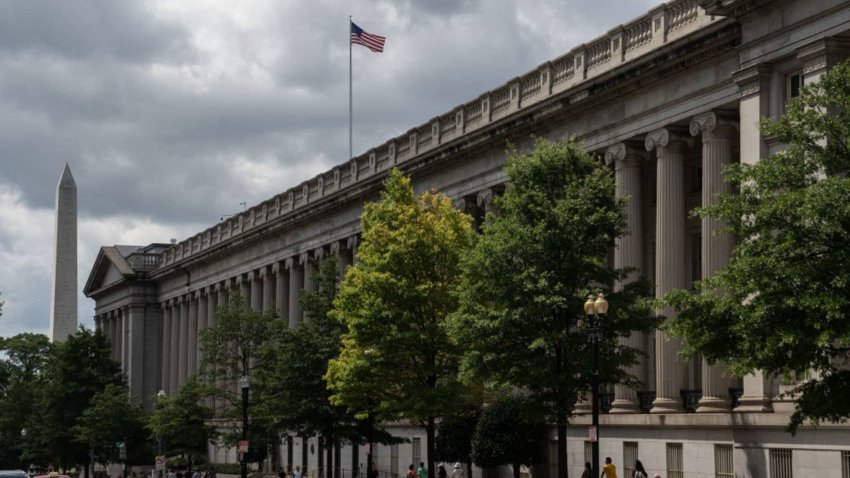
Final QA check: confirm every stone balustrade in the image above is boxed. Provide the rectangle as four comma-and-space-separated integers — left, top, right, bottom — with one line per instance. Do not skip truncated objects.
158, 0, 716, 269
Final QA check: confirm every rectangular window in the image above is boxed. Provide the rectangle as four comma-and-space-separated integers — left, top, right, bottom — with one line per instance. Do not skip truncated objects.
787, 72, 804, 100
666, 443, 684, 478
391, 444, 399, 477
769, 448, 792, 478
842, 451, 850, 478
412, 438, 421, 470
715, 444, 733, 478
624, 442, 638, 478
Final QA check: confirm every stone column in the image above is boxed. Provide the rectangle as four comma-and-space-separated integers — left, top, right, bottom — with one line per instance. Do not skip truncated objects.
169, 299, 180, 393
287, 257, 304, 327
122, 307, 131, 372
273, 263, 290, 323
606, 142, 646, 414
197, 289, 208, 373
732, 64, 774, 412
187, 291, 199, 376
262, 267, 274, 312
127, 305, 145, 400
646, 127, 689, 414
300, 252, 313, 322
249, 271, 262, 311
161, 303, 172, 393
332, 241, 353, 280
347, 235, 360, 265
691, 112, 738, 412
178, 296, 190, 387
238, 275, 250, 306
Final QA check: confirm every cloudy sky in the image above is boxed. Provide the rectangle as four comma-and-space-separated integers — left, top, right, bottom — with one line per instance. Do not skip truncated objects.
0, 0, 661, 337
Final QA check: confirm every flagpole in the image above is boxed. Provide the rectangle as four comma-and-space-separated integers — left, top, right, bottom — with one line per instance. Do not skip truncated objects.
349, 16, 353, 160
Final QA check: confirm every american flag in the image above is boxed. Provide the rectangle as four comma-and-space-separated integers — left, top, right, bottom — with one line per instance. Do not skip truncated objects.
350, 22, 385, 53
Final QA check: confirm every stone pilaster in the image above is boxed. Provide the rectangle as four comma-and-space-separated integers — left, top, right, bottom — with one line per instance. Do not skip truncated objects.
301, 252, 314, 322
646, 127, 689, 414
347, 235, 360, 265
197, 288, 208, 372
691, 111, 738, 412
127, 305, 145, 401
606, 142, 646, 414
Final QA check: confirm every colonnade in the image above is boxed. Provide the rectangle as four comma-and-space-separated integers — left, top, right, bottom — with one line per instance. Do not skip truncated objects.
156, 235, 360, 394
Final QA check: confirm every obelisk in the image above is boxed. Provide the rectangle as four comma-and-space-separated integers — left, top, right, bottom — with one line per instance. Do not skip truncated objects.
50, 164, 78, 342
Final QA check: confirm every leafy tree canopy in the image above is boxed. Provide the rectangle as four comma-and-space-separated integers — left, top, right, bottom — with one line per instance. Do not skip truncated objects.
665, 61, 850, 432
148, 378, 217, 467
469, 395, 547, 478
73, 383, 150, 466
326, 168, 477, 478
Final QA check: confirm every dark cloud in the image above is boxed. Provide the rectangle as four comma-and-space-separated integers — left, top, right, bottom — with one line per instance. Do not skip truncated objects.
0, 1, 193, 63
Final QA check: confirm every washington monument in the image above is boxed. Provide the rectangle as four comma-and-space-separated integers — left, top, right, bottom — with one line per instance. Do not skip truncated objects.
50, 164, 77, 342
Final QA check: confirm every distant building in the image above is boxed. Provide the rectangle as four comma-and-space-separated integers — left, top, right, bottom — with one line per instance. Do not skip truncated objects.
84, 0, 850, 476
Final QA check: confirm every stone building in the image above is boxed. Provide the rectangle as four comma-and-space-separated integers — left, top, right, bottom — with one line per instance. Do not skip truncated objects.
84, 0, 850, 476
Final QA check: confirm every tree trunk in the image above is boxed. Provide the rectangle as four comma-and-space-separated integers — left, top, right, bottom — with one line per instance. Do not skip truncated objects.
513, 462, 521, 478
426, 417, 436, 478
557, 413, 568, 478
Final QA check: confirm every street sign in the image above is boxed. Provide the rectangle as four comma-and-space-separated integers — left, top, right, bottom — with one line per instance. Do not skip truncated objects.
155, 455, 166, 470
239, 440, 249, 454
588, 426, 598, 443
115, 441, 126, 449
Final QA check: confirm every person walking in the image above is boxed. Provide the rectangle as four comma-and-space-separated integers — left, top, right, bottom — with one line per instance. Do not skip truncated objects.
416, 463, 427, 478
293, 466, 302, 478
406, 465, 416, 478
581, 462, 592, 478
449, 464, 464, 478
437, 465, 446, 478
632, 460, 647, 478
601, 457, 618, 478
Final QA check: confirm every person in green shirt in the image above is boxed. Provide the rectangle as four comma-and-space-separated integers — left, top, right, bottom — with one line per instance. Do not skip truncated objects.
601, 457, 617, 478
416, 463, 427, 478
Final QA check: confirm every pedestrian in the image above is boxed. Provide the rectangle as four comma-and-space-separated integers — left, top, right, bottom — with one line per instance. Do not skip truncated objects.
437, 465, 447, 478
406, 465, 416, 478
449, 464, 463, 478
192, 470, 201, 478
601, 457, 617, 478
293, 467, 302, 478
416, 463, 427, 478
633, 460, 647, 478
581, 462, 591, 478
653, 475, 661, 478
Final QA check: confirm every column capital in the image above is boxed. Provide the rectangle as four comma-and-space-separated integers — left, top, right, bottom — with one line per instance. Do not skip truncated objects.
272, 262, 281, 275
346, 235, 359, 251
313, 247, 326, 260
645, 127, 689, 154
476, 189, 494, 211
690, 111, 737, 138
192, 290, 202, 301
247, 271, 257, 282
604, 141, 645, 169
329, 241, 341, 256
285, 256, 296, 270
796, 36, 850, 77
452, 197, 468, 212
299, 252, 310, 265
259, 266, 269, 279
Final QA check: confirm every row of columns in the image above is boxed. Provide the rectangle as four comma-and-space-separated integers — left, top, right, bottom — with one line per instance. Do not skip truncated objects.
603, 110, 737, 414
96, 306, 145, 400
158, 236, 359, 394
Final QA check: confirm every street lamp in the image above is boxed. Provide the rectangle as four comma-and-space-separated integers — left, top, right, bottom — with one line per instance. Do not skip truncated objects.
240, 375, 250, 478
584, 293, 608, 478
156, 389, 167, 465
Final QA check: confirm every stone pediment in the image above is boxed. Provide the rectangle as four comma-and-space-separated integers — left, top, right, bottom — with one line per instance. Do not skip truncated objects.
83, 246, 136, 296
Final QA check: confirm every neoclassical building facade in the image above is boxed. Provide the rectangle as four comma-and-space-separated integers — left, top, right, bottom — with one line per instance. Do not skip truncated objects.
84, 0, 850, 476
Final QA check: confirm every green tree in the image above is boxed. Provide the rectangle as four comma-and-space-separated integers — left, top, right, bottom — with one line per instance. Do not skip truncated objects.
448, 139, 654, 478
148, 378, 217, 467
435, 405, 480, 478
23, 327, 124, 473
0, 333, 54, 469
199, 293, 278, 467
469, 396, 547, 478
665, 61, 850, 432
255, 256, 354, 478
73, 383, 151, 468
326, 169, 477, 478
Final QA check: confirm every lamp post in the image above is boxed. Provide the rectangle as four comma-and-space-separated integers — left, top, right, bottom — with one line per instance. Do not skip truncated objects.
240, 375, 250, 478
584, 293, 608, 478
156, 390, 167, 457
